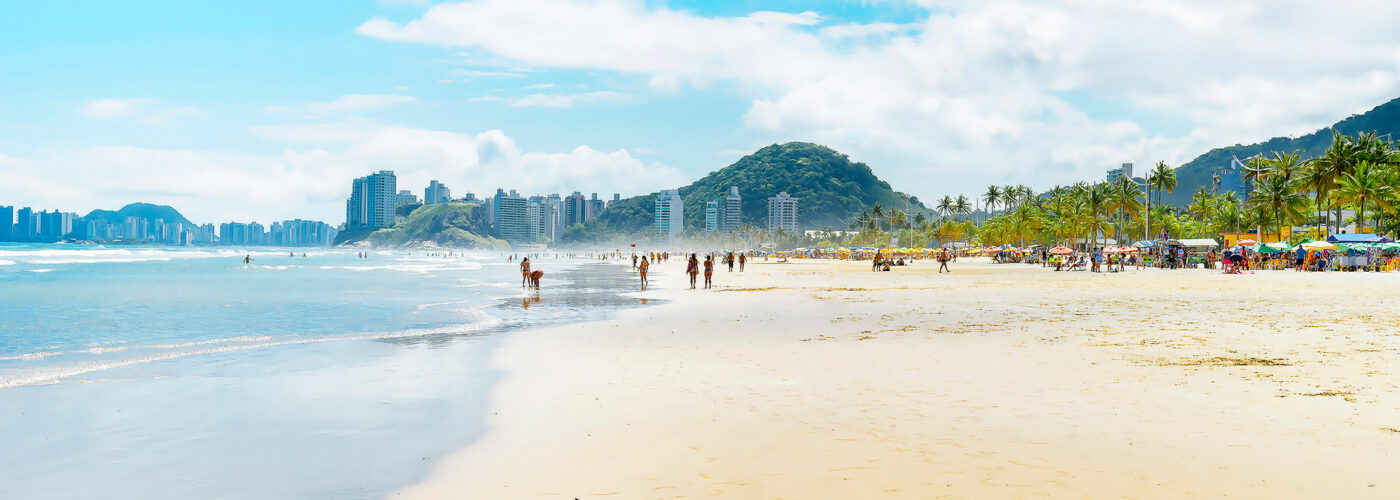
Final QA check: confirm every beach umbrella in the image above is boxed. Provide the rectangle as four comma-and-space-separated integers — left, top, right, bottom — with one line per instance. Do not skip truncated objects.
1264, 241, 1291, 251
1049, 246, 1073, 255
1302, 241, 1337, 251
1238, 238, 1258, 246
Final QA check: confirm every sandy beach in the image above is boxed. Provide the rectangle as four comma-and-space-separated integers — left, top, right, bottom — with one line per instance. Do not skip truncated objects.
398, 258, 1400, 498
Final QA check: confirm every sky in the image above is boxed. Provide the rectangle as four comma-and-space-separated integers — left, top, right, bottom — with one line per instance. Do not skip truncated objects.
3, 0, 1400, 224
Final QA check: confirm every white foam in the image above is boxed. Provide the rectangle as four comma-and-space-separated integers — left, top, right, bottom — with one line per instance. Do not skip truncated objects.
0, 259, 14, 266
0, 316, 506, 389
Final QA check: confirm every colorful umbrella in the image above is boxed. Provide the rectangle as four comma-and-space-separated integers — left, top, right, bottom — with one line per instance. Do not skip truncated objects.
1049, 246, 1073, 255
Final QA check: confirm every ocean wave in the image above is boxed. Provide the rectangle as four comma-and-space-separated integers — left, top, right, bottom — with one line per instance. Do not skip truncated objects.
0, 259, 14, 266
0, 314, 506, 390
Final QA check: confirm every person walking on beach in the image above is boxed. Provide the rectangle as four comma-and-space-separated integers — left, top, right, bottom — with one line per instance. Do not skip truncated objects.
520, 257, 531, 288
687, 254, 699, 289
872, 250, 883, 272
938, 249, 951, 273
639, 256, 650, 290
703, 255, 714, 289
738, 253, 746, 271
726, 252, 735, 272
632, 253, 638, 270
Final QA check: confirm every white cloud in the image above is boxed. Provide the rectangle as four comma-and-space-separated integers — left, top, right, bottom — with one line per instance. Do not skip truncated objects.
357, 0, 1400, 198
4, 123, 684, 224
523, 83, 557, 89
467, 95, 501, 102
80, 98, 199, 125
509, 91, 628, 108
743, 11, 821, 26
268, 94, 417, 114
446, 69, 525, 78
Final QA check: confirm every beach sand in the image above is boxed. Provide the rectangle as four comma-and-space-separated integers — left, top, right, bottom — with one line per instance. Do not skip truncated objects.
397, 258, 1400, 498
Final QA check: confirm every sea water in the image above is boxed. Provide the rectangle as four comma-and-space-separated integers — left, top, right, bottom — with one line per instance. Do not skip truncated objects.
0, 243, 647, 499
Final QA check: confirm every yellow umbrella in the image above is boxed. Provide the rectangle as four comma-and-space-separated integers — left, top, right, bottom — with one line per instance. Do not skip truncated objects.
1302, 241, 1337, 251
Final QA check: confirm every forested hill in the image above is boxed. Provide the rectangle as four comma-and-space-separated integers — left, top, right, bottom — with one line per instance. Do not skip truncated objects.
582, 142, 927, 240
82, 203, 194, 227
1166, 96, 1400, 206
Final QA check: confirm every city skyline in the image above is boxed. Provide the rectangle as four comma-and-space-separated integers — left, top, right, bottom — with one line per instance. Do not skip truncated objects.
7, 1, 1400, 225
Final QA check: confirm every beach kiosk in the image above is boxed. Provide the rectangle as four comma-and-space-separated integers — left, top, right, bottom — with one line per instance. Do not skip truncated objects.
1166, 238, 1219, 268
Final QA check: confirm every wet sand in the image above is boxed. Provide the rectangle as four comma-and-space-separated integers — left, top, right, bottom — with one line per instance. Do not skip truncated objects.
398, 258, 1400, 498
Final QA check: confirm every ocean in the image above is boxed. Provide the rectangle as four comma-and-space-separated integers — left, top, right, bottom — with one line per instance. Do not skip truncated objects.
0, 243, 647, 498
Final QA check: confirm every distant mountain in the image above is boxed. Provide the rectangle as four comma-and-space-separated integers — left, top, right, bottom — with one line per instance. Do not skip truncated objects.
1165, 96, 1400, 206
335, 202, 509, 249
82, 203, 195, 226
582, 142, 927, 240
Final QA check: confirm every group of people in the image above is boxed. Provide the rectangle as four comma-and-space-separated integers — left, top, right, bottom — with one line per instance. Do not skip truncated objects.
870, 249, 953, 273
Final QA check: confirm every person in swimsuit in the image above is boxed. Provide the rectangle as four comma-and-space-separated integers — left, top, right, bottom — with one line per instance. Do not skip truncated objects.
639, 256, 650, 290
938, 250, 951, 273
738, 253, 746, 272
520, 257, 531, 287
703, 255, 714, 289
530, 269, 544, 288
687, 254, 699, 289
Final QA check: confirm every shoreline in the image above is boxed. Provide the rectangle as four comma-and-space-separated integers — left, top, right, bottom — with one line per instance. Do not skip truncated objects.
398, 257, 1400, 498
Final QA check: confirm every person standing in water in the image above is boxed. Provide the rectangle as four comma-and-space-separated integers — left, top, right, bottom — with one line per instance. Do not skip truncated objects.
638, 256, 650, 290
687, 253, 699, 289
703, 255, 714, 289
738, 253, 746, 272
520, 257, 531, 288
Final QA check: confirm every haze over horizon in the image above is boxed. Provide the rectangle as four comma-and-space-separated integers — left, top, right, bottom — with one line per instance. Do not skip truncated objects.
5, 0, 1400, 224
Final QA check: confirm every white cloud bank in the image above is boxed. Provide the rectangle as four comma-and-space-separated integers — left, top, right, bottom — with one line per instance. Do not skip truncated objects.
1, 124, 684, 224
357, 0, 1400, 196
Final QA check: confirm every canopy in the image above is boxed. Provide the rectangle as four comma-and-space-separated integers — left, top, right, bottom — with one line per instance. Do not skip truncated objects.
1049, 246, 1073, 255
1327, 233, 1391, 244
1132, 241, 1157, 248
1301, 241, 1338, 251
1264, 241, 1291, 251
1170, 238, 1220, 248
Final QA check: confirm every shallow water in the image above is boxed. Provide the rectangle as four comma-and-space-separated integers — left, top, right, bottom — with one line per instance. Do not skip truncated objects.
0, 243, 651, 498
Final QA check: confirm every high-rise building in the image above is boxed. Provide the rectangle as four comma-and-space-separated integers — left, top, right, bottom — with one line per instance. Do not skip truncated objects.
492, 189, 529, 243
612, 193, 620, 203
723, 186, 742, 231
585, 193, 606, 221
1107, 162, 1133, 183
424, 180, 451, 205
545, 193, 564, 239
397, 190, 419, 207
654, 189, 683, 242
705, 200, 720, 233
564, 192, 587, 227
16, 207, 34, 240
0, 206, 12, 241
767, 191, 799, 233
346, 170, 396, 228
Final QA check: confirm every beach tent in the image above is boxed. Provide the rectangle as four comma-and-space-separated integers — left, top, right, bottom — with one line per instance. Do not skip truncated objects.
1327, 233, 1391, 244
1170, 238, 1220, 248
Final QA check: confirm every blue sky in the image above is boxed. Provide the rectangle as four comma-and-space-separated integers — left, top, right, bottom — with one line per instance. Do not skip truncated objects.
3, 0, 1399, 223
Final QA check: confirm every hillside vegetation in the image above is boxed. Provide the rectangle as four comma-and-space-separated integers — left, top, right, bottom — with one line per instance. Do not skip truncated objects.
1167, 97, 1400, 205
579, 142, 926, 241
336, 202, 509, 249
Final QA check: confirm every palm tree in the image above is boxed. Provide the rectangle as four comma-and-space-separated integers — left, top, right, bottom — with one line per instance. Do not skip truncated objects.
1336, 160, 1395, 232
936, 196, 954, 220
954, 195, 972, 221
870, 203, 886, 233
1310, 131, 1360, 233
1245, 174, 1309, 242
1149, 160, 1177, 207
982, 185, 1002, 219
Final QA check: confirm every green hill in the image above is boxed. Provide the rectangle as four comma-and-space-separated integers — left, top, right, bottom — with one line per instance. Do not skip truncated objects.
82, 203, 194, 227
1165, 96, 1400, 206
335, 202, 510, 249
581, 142, 927, 240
